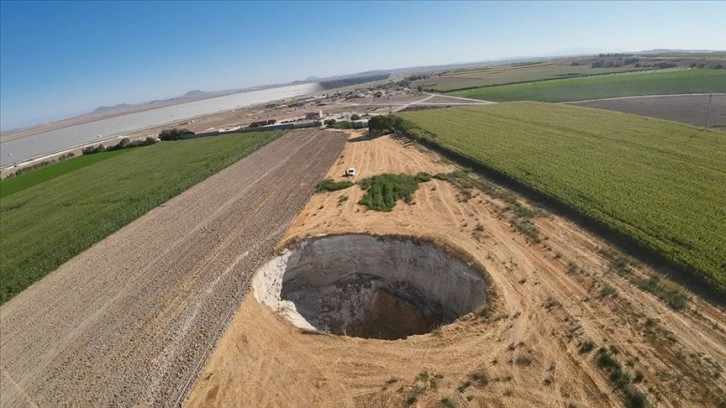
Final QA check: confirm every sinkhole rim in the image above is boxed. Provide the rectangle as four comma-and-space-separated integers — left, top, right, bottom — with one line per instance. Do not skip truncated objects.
254, 233, 493, 340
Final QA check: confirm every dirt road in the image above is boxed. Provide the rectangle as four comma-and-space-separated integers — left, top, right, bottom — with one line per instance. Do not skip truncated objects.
0, 129, 348, 407
188, 131, 726, 407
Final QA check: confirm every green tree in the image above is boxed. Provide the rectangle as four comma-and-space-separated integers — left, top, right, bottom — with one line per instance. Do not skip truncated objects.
159, 128, 192, 141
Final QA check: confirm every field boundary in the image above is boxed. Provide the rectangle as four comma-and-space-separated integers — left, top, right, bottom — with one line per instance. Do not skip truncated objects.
565, 92, 726, 104
433, 68, 663, 93
391, 125, 726, 305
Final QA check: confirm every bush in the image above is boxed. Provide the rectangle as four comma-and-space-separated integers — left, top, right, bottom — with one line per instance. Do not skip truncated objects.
414, 172, 432, 182
315, 179, 354, 193
351, 114, 361, 121
368, 115, 410, 134
358, 173, 431, 211
83, 137, 157, 155
328, 121, 352, 129
579, 341, 595, 354
610, 368, 632, 389
636, 275, 689, 310
597, 348, 621, 371
159, 128, 192, 141
624, 389, 648, 408
82, 144, 107, 155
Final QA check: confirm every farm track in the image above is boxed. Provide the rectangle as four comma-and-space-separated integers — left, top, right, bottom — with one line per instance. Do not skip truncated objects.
0, 129, 348, 407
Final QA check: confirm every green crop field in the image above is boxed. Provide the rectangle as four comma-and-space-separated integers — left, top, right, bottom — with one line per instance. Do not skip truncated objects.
0, 130, 281, 304
425, 63, 648, 92
0, 150, 132, 198
398, 102, 726, 292
450, 69, 726, 102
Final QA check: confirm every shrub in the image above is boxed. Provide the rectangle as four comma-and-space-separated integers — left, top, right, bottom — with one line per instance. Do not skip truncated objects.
440, 397, 456, 408
636, 275, 689, 310
600, 284, 618, 298
82, 144, 107, 155
414, 172, 432, 182
579, 341, 595, 354
610, 368, 632, 389
315, 179, 354, 193
358, 173, 430, 211
597, 348, 621, 371
368, 115, 410, 134
624, 389, 648, 408
328, 120, 352, 129
514, 355, 533, 366
159, 128, 192, 141
83, 137, 157, 155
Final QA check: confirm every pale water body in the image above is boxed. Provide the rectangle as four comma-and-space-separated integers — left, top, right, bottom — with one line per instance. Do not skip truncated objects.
0, 83, 322, 168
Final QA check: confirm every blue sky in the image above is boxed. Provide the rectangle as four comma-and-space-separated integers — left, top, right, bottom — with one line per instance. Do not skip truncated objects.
1, 1, 724, 130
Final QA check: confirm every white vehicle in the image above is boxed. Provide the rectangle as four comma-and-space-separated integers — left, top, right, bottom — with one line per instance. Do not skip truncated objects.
345, 167, 356, 177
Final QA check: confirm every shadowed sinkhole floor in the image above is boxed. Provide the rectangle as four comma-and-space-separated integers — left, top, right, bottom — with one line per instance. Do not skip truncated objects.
257, 234, 488, 340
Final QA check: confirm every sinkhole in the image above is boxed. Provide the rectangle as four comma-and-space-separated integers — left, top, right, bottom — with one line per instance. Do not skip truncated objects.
253, 234, 488, 340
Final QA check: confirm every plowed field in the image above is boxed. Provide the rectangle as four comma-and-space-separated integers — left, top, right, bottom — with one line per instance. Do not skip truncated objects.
0, 129, 348, 407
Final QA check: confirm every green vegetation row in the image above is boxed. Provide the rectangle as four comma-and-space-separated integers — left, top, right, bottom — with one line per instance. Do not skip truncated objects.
0, 130, 282, 304
316, 173, 432, 212
0, 150, 132, 198
451, 69, 726, 102
429, 64, 650, 92
315, 179, 354, 192
81, 136, 157, 155
358, 173, 431, 211
2, 152, 76, 180
397, 103, 726, 294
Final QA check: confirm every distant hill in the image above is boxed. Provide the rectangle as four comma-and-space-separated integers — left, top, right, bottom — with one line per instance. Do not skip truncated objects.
184, 90, 207, 97
92, 103, 133, 114
88, 90, 218, 116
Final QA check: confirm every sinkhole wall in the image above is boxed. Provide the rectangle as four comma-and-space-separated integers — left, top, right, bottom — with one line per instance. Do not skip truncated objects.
253, 234, 488, 340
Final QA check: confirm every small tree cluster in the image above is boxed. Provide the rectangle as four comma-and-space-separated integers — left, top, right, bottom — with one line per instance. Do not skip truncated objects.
368, 115, 408, 134
82, 137, 156, 155
159, 128, 192, 141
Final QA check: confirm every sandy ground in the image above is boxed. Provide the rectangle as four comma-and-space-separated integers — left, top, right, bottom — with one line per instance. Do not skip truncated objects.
0, 129, 348, 407
187, 131, 726, 407
568, 94, 726, 129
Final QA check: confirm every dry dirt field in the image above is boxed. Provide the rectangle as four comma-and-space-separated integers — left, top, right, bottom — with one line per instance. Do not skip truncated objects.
187, 131, 726, 407
568, 94, 726, 129
0, 129, 347, 407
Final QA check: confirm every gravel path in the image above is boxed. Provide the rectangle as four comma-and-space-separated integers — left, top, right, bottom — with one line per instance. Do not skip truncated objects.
0, 129, 348, 407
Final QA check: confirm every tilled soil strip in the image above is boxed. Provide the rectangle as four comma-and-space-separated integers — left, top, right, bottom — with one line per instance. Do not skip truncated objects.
0, 129, 348, 407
